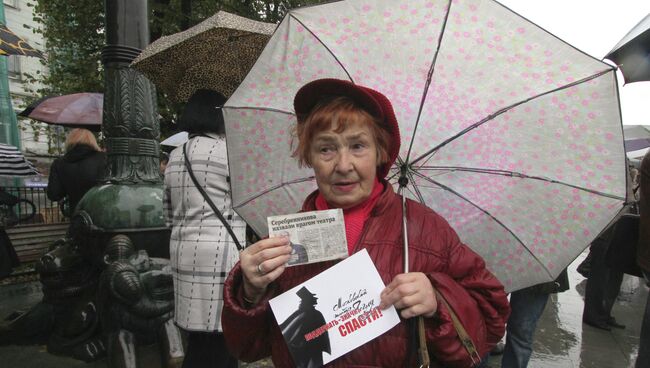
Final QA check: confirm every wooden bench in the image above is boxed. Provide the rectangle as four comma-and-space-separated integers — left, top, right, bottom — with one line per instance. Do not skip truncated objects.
6, 223, 69, 263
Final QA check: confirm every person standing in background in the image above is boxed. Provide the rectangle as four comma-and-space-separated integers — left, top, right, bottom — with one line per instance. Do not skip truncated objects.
635, 150, 650, 368
582, 163, 638, 331
47, 128, 106, 214
163, 89, 245, 368
0, 188, 21, 279
499, 270, 569, 368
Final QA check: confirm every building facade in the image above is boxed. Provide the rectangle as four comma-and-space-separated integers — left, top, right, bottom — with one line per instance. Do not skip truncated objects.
3, 0, 58, 185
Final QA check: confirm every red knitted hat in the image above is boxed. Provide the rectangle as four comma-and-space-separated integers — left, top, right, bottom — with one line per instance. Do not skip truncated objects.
293, 79, 401, 179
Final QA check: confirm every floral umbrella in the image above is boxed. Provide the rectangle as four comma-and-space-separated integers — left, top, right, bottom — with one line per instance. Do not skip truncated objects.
223, 0, 627, 292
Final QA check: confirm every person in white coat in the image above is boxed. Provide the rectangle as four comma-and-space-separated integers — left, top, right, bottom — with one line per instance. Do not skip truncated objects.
163, 89, 246, 368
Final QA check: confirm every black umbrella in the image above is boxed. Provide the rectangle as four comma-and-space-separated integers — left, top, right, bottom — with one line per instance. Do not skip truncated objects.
604, 13, 650, 84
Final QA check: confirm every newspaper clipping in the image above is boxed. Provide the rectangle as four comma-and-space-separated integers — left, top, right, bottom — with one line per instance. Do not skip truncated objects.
268, 209, 348, 266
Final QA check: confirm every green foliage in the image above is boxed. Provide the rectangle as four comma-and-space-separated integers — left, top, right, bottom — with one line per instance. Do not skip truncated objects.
27, 0, 104, 95
24, 0, 326, 143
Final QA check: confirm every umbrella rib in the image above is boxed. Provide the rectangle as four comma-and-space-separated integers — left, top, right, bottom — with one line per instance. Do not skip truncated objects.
416, 165, 625, 201
233, 176, 315, 209
223, 106, 295, 116
290, 14, 354, 83
410, 170, 554, 280
410, 68, 614, 167
405, 0, 453, 162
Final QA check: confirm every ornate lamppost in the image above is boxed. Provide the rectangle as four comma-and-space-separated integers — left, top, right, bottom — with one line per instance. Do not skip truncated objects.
71, 1, 182, 366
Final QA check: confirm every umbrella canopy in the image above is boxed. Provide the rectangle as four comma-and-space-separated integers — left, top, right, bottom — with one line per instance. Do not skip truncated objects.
604, 13, 650, 84
19, 93, 103, 131
224, 0, 627, 292
0, 23, 43, 58
131, 11, 276, 102
160, 131, 188, 147
0, 143, 39, 177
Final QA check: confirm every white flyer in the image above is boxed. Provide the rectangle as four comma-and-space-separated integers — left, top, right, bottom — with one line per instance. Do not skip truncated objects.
267, 209, 348, 266
269, 249, 401, 367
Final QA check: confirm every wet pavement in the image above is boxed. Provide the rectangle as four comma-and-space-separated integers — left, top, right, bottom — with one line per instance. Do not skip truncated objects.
484, 250, 647, 368
0, 249, 646, 367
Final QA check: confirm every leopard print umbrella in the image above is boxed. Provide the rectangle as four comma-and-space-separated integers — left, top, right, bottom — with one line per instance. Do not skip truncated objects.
131, 11, 276, 102
0, 23, 43, 58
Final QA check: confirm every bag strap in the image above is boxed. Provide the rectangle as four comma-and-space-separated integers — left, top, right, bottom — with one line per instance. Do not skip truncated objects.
434, 288, 482, 366
182, 142, 244, 251
416, 316, 430, 367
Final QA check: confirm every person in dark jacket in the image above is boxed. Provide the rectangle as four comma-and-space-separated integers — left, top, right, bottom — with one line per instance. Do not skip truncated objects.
582, 164, 638, 332
221, 79, 510, 367
0, 188, 20, 279
47, 128, 106, 214
635, 150, 650, 368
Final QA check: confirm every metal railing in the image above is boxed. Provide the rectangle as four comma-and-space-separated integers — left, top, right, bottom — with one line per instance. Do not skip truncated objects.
2, 186, 68, 225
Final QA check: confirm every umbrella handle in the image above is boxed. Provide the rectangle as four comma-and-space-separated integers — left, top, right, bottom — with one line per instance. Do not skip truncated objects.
402, 192, 409, 273
398, 172, 431, 367
398, 166, 410, 273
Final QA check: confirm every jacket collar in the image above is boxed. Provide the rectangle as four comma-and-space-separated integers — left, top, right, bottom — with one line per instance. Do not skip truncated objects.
63, 144, 99, 162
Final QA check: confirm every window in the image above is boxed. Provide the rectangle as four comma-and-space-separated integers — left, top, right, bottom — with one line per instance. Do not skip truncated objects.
3, 0, 19, 9
7, 55, 21, 80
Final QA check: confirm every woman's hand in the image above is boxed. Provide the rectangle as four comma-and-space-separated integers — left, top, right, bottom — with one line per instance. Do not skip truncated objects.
240, 236, 292, 304
379, 272, 437, 319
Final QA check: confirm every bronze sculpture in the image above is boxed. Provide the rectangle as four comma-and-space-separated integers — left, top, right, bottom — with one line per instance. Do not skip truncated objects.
98, 235, 181, 368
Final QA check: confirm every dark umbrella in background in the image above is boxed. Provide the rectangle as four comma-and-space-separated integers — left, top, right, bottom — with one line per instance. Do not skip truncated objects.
0, 23, 43, 58
131, 11, 276, 102
624, 125, 650, 165
605, 13, 650, 84
18, 93, 103, 131
624, 125, 650, 152
0, 143, 38, 177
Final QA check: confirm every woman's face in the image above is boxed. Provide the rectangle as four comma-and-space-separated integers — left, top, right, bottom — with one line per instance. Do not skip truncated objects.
309, 121, 378, 209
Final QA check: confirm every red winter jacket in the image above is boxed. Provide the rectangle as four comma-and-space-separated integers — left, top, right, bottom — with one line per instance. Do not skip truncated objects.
222, 184, 510, 367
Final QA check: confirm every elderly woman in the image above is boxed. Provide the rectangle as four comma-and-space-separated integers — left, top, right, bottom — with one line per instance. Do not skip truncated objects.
221, 79, 509, 367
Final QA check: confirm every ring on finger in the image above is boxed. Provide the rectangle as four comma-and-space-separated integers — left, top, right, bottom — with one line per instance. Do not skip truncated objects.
257, 263, 265, 275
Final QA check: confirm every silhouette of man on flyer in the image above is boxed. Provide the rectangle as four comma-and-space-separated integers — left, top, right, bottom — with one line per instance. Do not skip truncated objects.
279, 286, 331, 367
